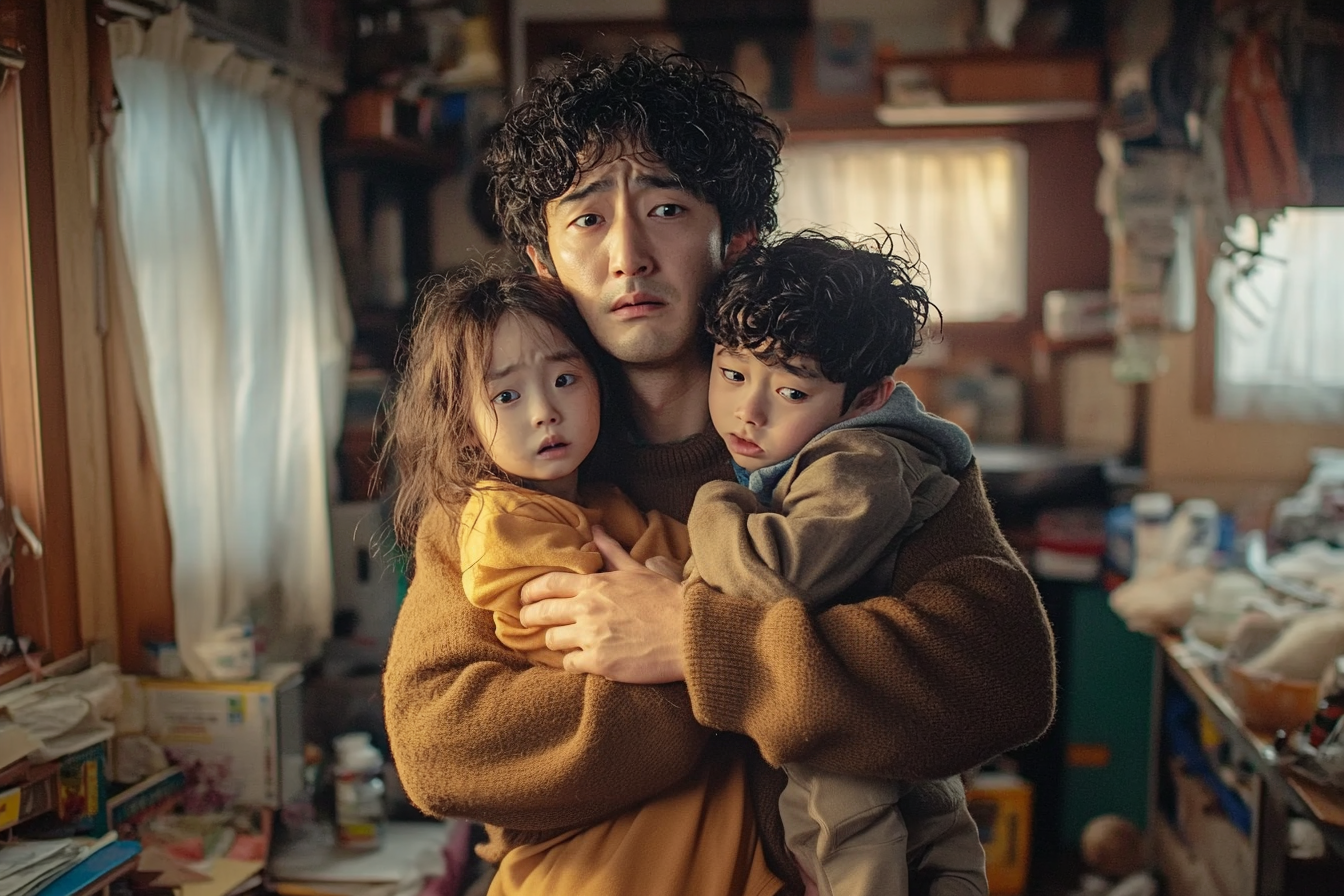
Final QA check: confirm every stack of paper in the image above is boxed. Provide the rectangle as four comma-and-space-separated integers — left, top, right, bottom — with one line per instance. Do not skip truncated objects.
269, 821, 461, 896
0, 836, 116, 896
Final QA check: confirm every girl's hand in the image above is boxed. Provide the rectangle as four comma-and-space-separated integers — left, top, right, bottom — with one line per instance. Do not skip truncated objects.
519, 527, 687, 683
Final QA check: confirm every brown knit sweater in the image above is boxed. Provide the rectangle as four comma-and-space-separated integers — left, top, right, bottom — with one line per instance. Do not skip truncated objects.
383, 432, 1056, 895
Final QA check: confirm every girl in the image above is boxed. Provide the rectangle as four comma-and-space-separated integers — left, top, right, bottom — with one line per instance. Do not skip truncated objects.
386, 269, 688, 666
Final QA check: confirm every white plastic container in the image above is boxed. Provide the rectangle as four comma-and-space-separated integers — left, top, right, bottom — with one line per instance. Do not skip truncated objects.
1131, 491, 1174, 579
333, 732, 387, 850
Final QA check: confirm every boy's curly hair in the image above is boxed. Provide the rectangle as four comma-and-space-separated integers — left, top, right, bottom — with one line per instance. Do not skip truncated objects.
707, 230, 942, 409
485, 46, 784, 265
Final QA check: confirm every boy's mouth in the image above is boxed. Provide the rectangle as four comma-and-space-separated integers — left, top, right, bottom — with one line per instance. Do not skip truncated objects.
725, 433, 764, 457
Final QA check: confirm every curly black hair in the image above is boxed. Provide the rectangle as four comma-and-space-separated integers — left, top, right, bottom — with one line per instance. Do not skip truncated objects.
707, 230, 942, 409
485, 46, 784, 266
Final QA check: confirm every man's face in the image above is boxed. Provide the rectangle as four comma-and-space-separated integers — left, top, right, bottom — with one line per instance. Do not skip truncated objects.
530, 149, 728, 368
708, 346, 849, 472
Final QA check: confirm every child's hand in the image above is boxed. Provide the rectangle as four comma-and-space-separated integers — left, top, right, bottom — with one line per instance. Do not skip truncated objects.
643, 555, 682, 581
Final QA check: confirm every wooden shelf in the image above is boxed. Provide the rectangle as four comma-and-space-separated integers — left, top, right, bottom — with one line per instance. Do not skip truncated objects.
876, 100, 1099, 128
1160, 635, 1344, 847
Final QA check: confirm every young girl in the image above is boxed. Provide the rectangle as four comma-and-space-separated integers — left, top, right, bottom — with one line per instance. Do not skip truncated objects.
387, 269, 688, 665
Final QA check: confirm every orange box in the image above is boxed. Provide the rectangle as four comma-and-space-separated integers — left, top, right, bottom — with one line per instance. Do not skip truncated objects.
967, 772, 1033, 896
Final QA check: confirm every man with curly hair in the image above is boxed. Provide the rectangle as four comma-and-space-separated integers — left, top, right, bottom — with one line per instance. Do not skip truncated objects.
383, 48, 1055, 896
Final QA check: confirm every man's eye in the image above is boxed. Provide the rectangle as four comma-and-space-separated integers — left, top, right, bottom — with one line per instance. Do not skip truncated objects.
778, 388, 808, 402
555, 373, 578, 387
493, 390, 520, 405
719, 368, 745, 383
651, 203, 684, 218
573, 214, 602, 228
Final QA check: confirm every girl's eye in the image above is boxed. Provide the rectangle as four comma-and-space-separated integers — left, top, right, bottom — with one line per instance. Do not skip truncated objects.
573, 213, 601, 228
651, 203, 684, 218
719, 368, 745, 383
555, 373, 578, 387
778, 388, 808, 402
493, 390, 520, 405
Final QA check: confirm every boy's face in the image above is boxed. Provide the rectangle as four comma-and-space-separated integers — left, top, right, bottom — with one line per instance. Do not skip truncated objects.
708, 345, 850, 472
530, 146, 742, 369
469, 315, 601, 497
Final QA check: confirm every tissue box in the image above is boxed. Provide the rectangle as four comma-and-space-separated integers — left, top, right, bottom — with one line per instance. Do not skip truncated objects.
141, 665, 303, 810
967, 772, 1032, 896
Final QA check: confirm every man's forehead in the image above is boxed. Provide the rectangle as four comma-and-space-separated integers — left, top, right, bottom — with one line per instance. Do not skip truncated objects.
555, 145, 685, 199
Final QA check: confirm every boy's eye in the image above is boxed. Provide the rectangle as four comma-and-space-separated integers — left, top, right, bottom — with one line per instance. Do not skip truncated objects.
777, 388, 808, 402
651, 203, 684, 218
719, 367, 745, 383
492, 389, 520, 405
573, 213, 602, 228
555, 373, 578, 387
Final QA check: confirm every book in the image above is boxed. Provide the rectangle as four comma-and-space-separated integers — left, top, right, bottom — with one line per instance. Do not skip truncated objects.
29, 839, 139, 896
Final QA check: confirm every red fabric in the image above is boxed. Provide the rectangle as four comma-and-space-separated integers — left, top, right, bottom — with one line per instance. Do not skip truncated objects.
1222, 28, 1311, 212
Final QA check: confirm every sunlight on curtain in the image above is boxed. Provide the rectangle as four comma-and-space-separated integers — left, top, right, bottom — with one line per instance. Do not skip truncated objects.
107, 7, 351, 678
776, 140, 1028, 322
1208, 209, 1344, 422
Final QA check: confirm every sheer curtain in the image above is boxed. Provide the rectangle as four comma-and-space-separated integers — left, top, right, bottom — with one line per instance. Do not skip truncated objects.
1208, 209, 1344, 422
107, 7, 352, 678
776, 140, 1028, 322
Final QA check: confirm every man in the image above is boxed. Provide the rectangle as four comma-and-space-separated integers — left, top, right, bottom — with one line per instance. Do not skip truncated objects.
383, 48, 1055, 895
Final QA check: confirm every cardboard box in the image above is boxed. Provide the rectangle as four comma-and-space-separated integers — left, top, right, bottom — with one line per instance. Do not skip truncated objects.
141, 664, 303, 810
967, 772, 1032, 896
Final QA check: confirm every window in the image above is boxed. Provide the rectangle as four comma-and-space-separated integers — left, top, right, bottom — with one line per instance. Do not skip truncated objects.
776, 139, 1028, 322
1208, 208, 1344, 422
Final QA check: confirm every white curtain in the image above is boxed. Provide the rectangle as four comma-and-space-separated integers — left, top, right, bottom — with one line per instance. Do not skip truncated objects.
776, 140, 1028, 322
1208, 209, 1344, 422
107, 7, 352, 678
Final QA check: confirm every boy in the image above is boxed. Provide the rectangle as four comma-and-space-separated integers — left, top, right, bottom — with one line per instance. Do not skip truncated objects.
686, 230, 986, 896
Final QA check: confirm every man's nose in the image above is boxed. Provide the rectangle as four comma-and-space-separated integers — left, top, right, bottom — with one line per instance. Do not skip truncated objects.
608, 210, 653, 277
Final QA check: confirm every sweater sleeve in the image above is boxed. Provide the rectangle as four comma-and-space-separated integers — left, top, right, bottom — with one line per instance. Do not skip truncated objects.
385, 504, 713, 831
682, 462, 1056, 782
685, 435, 923, 607
459, 490, 603, 667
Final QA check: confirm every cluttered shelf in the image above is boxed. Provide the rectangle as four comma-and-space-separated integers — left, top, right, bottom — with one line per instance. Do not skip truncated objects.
1160, 635, 1344, 846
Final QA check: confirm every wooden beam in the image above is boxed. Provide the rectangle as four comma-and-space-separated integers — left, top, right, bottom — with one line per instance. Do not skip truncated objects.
46, 0, 120, 658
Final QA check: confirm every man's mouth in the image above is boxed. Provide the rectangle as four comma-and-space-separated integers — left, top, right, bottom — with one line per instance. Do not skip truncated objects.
611, 292, 665, 320
725, 434, 764, 457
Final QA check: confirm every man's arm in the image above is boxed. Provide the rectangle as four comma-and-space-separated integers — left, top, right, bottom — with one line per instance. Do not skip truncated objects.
524, 462, 1055, 782
384, 505, 712, 831
683, 462, 1056, 781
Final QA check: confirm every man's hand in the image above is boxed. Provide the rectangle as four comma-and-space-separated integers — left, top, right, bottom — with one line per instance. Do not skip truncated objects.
519, 527, 686, 683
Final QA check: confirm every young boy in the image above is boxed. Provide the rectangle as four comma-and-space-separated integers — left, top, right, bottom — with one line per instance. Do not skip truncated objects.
686, 230, 987, 896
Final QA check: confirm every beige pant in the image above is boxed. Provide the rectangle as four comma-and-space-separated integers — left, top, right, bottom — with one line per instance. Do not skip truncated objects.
780, 765, 988, 896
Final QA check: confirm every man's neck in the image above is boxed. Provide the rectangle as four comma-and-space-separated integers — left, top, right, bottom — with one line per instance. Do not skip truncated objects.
623, 359, 710, 445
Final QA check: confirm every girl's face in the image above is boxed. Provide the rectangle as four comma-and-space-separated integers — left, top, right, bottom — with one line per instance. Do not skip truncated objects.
469, 314, 601, 500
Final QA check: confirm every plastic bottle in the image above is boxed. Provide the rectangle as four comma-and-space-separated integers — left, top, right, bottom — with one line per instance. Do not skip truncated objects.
1130, 491, 1174, 579
333, 732, 387, 850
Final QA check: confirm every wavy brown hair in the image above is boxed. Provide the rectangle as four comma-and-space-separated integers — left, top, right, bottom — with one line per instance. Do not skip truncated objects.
384, 267, 607, 546
485, 46, 784, 267
707, 230, 941, 409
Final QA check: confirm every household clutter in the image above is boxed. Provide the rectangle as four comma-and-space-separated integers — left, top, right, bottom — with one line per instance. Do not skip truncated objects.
1110, 448, 1344, 785
0, 653, 465, 896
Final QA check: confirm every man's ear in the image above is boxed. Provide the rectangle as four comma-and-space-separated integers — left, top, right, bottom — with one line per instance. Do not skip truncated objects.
526, 245, 556, 278
843, 376, 896, 420
724, 227, 758, 265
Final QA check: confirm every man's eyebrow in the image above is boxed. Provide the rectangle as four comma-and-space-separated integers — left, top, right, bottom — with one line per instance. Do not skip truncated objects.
486, 349, 583, 381
555, 172, 689, 209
